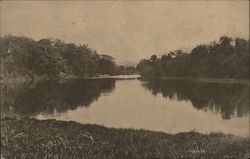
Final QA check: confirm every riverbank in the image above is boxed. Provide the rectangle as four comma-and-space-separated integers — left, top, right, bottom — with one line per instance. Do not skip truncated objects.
0, 74, 79, 84
86, 74, 140, 80
0, 74, 140, 84
140, 76, 249, 84
2, 74, 248, 85
1, 117, 249, 159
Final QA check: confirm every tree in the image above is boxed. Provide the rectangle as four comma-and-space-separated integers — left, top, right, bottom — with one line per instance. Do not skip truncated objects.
150, 55, 157, 62
137, 36, 249, 79
1, 35, 117, 79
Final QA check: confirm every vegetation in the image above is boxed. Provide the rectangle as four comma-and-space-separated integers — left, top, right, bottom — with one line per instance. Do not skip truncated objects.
137, 36, 249, 79
1, 35, 117, 79
115, 66, 137, 75
1, 35, 249, 159
1, 117, 249, 159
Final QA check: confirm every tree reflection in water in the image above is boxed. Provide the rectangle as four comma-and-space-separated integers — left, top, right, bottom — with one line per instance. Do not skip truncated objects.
141, 79, 249, 119
1, 79, 115, 116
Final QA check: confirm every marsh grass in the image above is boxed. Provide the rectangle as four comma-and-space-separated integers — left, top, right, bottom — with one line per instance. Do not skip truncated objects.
1, 117, 249, 159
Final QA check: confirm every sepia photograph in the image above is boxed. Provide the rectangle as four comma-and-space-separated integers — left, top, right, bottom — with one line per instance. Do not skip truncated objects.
0, 0, 249, 158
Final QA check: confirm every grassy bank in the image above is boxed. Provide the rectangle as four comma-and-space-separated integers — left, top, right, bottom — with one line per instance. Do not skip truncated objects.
1, 118, 249, 159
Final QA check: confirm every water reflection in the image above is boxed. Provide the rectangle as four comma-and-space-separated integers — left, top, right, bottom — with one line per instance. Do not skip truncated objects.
141, 79, 249, 119
1, 79, 115, 116
1, 78, 249, 136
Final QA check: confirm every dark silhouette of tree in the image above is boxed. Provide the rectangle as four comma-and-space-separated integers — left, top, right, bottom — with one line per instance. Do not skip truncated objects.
1, 35, 117, 78
137, 36, 249, 79
150, 55, 157, 62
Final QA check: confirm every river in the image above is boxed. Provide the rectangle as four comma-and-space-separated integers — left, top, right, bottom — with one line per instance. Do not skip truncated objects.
1, 75, 249, 137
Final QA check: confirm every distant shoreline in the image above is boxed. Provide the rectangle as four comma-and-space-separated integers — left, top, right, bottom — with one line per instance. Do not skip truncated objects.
0, 74, 140, 84
1, 74, 249, 85
139, 76, 249, 84
86, 74, 140, 79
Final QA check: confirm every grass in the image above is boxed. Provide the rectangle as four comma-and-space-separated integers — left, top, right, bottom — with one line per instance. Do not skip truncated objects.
1, 117, 249, 159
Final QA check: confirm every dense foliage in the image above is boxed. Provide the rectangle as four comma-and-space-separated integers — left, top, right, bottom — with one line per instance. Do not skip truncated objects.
1, 35, 116, 79
137, 36, 249, 79
115, 66, 137, 75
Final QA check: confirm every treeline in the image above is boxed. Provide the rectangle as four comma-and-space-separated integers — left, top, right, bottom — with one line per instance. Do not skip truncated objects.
1, 35, 117, 79
115, 65, 137, 75
137, 36, 249, 79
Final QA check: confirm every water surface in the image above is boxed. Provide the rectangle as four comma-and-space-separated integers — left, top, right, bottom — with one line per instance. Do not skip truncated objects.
1, 76, 249, 137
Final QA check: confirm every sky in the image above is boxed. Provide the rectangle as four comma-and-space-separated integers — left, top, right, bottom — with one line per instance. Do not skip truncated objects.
1, 1, 249, 65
